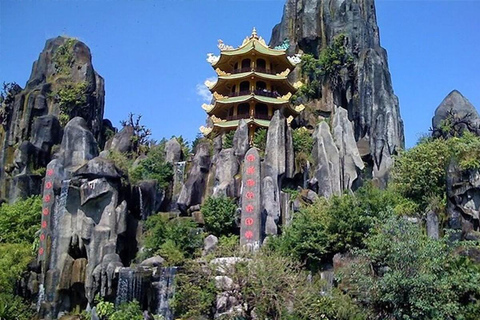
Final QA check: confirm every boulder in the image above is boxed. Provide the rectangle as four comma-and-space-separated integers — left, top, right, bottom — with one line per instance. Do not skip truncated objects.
74, 157, 123, 180
165, 138, 182, 164
212, 148, 239, 197
177, 140, 211, 213
432, 90, 480, 137
312, 121, 341, 197
30, 114, 61, 152
446, 160, 480, 240
332, 107, 364, 190
107, 125, 134, 153
140, 256, 165, 267
233, 119, 249, 158
262, 176, 280, 235
204, 234, 219, 255
264, 110, 286, 178
60, 117, 98, 169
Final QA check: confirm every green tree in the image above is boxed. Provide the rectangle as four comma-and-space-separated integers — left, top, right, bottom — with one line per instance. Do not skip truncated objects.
338, 217, 480, 320
142, 214, 203, 265
268, 184, 414, 270
201, 196, 237, 237
0, 196, 42, 244
129, 142, 173, 189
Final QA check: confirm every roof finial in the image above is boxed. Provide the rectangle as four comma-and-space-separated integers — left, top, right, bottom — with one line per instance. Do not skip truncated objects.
251, 27, 258, 38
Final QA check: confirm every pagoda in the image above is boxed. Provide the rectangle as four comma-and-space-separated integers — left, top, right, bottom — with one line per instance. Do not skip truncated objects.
200, 28, 304, 142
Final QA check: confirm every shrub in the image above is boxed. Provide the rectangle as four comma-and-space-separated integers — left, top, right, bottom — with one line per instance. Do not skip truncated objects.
338, 217, 480, 320
201, 196, 237, 237
268, 184, 413, 270
52, 38, 75, 74
222, 130, 235, 149
0, 196, 42, 244
252, 128, 267, 153
392, 132, 480, 212
129, 143, 173, 189
95, 295, 143, 320
142, 214, 203, 264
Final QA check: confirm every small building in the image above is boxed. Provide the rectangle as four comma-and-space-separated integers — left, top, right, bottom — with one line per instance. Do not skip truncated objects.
200, 28, 304, 142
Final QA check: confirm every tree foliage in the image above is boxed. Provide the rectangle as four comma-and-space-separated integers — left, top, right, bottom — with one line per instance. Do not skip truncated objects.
120, 113, 152, 155
201, 196, 237, 237
268, 184, 415, 271
129, 142, 173, 189
142, 214, 203, 265
338, 217, 480, 320
0, 196, 42, 244
392, 131, 480, 212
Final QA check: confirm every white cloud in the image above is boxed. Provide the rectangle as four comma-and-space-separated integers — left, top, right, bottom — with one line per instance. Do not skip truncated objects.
196, 77, 215, 102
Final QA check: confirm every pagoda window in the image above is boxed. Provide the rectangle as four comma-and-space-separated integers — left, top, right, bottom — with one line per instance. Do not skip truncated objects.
234, 62, 239, 71
240, 81, 250, 94
255, 103, 269, 120
256, 58, 266, 72
256, 81, 267, 91
241, 59, 251, 72
231, 84, 237, 96
238, 103, 250, 117
228, 107, 234, 119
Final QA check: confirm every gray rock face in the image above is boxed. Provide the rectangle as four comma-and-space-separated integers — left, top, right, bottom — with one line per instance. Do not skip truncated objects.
135, 179, 165, 219
212, 148, 239, 198
30, 115, 61, 153
332, 107, 364, 190
262, 176, 280, 235
203, 234, 219, 255
74, 157, 123, 179
60, 117, 99, 170
0, 37, 105, 201
177, 140, 211, 213
165, 138, 182, 164
264, 111, 286, 178
270, 0, 404, 186
233, 119, 249, 159
432, 90, 480, 138
107, 125, 134, 154
426, 211, 439, 239
446, 161, 480, 240
312, 121, 341, 197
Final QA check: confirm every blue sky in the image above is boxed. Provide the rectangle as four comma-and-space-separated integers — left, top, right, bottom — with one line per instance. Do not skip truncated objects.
1, 0, 479, 148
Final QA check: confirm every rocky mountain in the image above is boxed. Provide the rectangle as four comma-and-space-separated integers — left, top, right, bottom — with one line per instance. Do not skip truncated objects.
0, 36, 106, 203
270, 0, 404, 186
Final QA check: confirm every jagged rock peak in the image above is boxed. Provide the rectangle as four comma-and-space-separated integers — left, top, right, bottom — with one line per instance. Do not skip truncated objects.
270, 0, 381, 56
270, 0, 404, 187
432, 90, 480, 137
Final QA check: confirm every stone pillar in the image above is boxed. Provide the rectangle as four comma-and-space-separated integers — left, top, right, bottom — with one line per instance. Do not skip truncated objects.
240, 148, 261, 249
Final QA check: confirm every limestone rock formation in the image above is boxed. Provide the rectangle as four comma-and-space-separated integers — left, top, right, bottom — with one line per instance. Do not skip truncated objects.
432, 90, 480, 138
312, 121, 341, 197
212, 148, 239, 198
270, 0, 404, 186
232, 119, 249, 159
165, 137, 183, 164
0, 36, 105, 202
177, 140, 211, 213
446, 160, 480, 241
332, 107, 364, 190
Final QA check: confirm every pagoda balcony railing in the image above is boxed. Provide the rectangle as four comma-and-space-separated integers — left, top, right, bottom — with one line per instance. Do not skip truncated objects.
230, 67, 279, 75
228, 90, 282, 98
225, 113, 271, 121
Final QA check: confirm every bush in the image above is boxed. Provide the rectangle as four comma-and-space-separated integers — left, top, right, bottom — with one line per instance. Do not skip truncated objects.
129, 143, 173, 189
0, 196, 42, 244
338, 217, 480, 320
0, 293, 34, 320
268, 184, 414, 270
95, 295, 143, 320
252, 128, 267, 153
172, 259, 217, 319
222, 130, 235, 149
142, 214, 203, 264
201, 196, 237, 237
392, 132, 480, 212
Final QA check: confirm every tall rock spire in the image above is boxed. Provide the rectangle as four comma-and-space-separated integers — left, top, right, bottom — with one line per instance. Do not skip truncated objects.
270, 0, 404, 186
